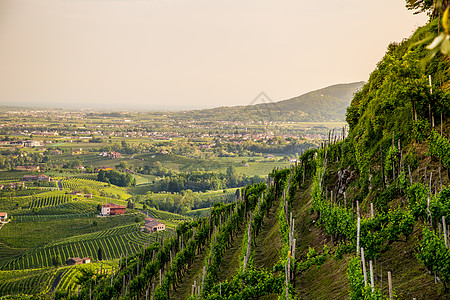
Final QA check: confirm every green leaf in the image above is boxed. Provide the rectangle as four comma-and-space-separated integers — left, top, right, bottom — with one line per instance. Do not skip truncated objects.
441, 35, 450, 54
426, 33, 445, 50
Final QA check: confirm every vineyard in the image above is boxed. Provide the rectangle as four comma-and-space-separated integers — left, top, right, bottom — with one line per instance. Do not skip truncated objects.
52, 166, 302, 299
28, 194, 73, 209
60, 178, 131, 199
1, 224, 160, 270
0, 190, 70, 212
57, 261, 118, 293
16, 201, 96, 216
146, 207, 191, 223
60, 126, 450, 300
12, 213, 95, 223
0, 268, 57, 296
60, 178, 107, 191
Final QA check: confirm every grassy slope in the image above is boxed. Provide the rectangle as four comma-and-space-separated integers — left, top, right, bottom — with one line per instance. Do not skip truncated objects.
289, 177, 448, 299
252, 195, 281, 270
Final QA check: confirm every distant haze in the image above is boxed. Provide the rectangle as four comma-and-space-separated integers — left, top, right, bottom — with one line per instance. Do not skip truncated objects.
0, 0, 427, 110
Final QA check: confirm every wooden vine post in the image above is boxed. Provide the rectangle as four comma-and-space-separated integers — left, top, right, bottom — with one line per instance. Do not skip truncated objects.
369, 260, 374, 292
361, 247, 367, 287
427, 172, 433, 224
388, 271, 393, 300
380, 144, 385, 189
356, 201, 361, 256
443, 216, 448, 248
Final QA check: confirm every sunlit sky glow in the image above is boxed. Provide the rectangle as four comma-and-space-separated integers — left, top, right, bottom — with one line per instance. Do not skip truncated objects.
0, 0, 428, 110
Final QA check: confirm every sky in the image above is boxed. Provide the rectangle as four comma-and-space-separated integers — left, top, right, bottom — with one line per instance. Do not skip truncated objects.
0, 0, 428, 110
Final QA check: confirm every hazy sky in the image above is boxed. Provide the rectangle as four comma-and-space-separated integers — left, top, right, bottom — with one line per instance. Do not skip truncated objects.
0, 0, 428, 110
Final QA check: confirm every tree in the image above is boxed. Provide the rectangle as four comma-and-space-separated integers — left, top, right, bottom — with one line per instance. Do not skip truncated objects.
97, 247, 103, 261
406, 0, 439, 16
51, 255, 62, 267
116, 161, 129, 170
226, 165, 237, 177
127, 199, 135, 209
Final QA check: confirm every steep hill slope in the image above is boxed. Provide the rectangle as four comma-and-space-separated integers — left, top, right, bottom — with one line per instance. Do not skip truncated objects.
288, 16, 450, 299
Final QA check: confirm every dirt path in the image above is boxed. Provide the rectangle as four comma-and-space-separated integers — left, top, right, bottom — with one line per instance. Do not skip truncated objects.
291, 182, 351, 300
170, 248, 208, 299
252, 197, 282, 271
50, 269, 65, 293
216, 229, 245, 283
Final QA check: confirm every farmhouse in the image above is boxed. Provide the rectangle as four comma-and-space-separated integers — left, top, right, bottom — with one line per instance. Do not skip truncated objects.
0, 212, 7, 222
101, 203, 126, 216
66, 257, 83, 266
145, 217, 166, 232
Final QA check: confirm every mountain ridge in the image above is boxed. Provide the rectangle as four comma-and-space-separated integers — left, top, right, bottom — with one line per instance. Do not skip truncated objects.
177, 81, 365, 122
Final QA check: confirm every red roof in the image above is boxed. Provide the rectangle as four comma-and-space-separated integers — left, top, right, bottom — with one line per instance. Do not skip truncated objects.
0, 212, 7, 217
69, 257, 83, 262
103, 203, 126, 209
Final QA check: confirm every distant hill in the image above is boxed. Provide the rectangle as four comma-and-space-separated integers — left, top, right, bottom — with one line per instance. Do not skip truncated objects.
176, 81, 365, 122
